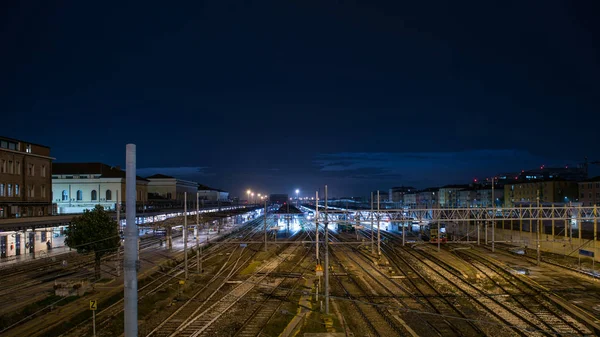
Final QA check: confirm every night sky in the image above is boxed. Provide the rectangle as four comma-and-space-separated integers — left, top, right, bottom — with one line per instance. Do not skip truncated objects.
2, 1, 599, 198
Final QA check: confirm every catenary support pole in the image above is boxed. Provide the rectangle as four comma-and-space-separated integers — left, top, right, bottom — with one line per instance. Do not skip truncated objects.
264, 199, 268, 252
315, 191, 319, 264
537, 190, 540, 265
196, 192, 200, 274
324, 185, 329, 315
370, 192, 374, 254
116, 192, 121, 277
377, 190, 381, 256
593, 206, 597, 272
184, 192, 188, 279
124, 144, 138, 337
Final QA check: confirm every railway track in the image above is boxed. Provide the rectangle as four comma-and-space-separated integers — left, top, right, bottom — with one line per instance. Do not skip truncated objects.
61, 218, 267, 337
146, 229, 307, 337
326, 233, 405, 336
454, 248, 593, 336
233, 240, 312, 337
397, 242, 585, 336
337, 227, 486, 337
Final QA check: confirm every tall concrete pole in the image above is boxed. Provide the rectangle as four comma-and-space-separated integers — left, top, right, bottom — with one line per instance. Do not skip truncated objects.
324, 185, 329, 315
196, 192, 200, 274
377, 190, 381, 256
315, 191, 319, 264
370, 192, 374, 254
124, 144, 138, 337
184, 192, 188, 279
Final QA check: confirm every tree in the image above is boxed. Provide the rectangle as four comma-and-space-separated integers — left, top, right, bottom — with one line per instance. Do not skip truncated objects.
65, 205, 121, 280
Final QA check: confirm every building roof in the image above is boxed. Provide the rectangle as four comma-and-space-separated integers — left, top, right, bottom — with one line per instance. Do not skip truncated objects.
53, 162, 149, 181
0, 135, 50, 149
390, 186, 416, 191
440, 184, 469, 189
146, 174, 175, 179
197, 184, 226, 192
580, 176, 600, 182
420, 187, 440, 193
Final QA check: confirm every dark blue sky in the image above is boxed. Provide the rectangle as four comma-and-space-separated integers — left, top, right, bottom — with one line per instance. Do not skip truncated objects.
2, 1, 599, 198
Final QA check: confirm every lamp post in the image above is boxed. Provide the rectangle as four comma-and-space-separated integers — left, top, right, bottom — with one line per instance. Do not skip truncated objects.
247, 190, 251, 205
295, 189, 299, 207
251, 192, 255, 205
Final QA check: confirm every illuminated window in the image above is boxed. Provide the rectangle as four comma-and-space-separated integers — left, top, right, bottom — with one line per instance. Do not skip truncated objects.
26, 144, 32, 153
62, 190, 68, 201
0, 184, 4, 196
15, 184, 19, 196
7, 184, 12, 197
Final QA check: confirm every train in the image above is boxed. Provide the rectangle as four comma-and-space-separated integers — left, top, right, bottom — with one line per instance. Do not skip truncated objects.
428, 222, 447, 243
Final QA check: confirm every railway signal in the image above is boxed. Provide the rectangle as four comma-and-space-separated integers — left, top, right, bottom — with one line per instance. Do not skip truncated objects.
90, 299, 97, 337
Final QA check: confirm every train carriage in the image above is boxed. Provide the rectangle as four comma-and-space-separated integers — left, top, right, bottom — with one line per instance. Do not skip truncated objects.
429, 222, 447, 243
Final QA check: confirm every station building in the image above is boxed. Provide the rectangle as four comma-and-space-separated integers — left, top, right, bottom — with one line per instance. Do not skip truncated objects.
0, 136, 54, 218
52, 163, 149, 214
197, 184, 229, 202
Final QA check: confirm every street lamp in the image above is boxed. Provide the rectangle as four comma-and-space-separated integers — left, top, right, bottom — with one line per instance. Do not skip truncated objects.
295, 189, 299, 206
251, 192, 255, 204
247, 190, 251, 204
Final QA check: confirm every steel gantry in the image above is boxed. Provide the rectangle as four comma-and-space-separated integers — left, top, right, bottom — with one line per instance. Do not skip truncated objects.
315, 206, 600, 223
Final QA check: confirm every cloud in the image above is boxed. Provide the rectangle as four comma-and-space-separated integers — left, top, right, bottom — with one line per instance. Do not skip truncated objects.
314, 150, 559, 187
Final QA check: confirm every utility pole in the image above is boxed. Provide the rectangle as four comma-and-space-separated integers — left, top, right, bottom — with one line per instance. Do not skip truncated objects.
116, 192, 121, 277
315, 191, 319, 264
492, 177, 496, 253
184, 192, 188, 280
124, 144, 138, 337
377, 190, 381, 256
593, 205, 597, 272
370, 192, 374, 254
324, 185, 329, 315
264, 199, 268, 252
537, 190, 541, 266
196, 192, 200, 274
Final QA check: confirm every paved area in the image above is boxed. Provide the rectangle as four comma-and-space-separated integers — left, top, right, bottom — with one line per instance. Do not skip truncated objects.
0, 235, 69, 267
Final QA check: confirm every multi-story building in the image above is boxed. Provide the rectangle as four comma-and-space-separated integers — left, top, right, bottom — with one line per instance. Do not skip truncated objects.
197, 184, 229, 202
578, 176, 600, 207
417, 187, 438, 207
457, 188, 478, 208
455, 186, 504, 208
403, 192, 417, 208
0, 136, 53, 218
438, 185, 468, 207
146, 174, 198, 201
52, 163, 148, 214
503, 179, 579, 207
389, 186, 416, 203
